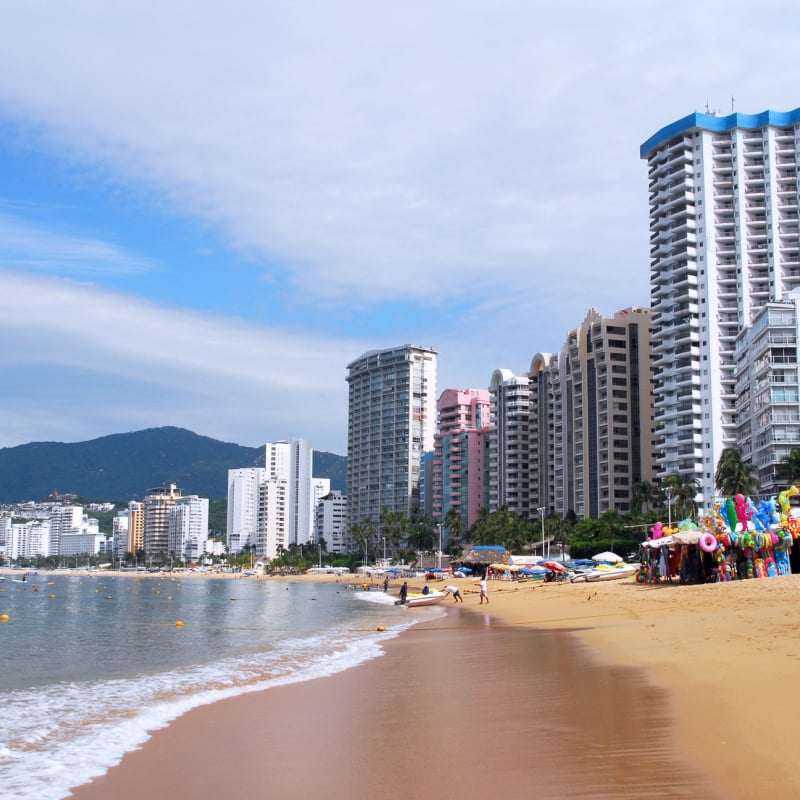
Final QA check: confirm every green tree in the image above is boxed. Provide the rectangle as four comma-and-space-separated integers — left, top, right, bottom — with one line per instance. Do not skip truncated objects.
598, 509, 622, 552
444, 506, 464, 553
631, 480, 658, 516
406, 508, 436, 554
379, 508, 408, 557
715, 447, 760, 497
663, 472, 701, 521
782, 448, 800, 485
350, 517, 377, 565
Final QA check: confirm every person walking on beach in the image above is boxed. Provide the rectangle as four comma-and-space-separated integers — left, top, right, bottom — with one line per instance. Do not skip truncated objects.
399, 581, 408, 604
479, 575, 489, 604
383, 575, 389, 593
442, 584, 463, 602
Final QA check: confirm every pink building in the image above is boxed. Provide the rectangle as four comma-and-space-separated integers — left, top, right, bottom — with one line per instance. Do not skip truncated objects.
432, 388, 491, 538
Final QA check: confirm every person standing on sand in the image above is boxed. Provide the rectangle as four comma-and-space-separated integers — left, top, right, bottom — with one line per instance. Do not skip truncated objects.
383, 575, 389, 592
479, 575, 489, 604
399, 581, 408, 604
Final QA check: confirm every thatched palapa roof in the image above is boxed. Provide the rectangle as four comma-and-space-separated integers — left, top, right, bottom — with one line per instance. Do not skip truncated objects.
455, 546, 509, 567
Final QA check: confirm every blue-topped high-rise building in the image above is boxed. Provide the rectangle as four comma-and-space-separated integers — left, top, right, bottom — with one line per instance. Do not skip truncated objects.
642, 108, 800, 507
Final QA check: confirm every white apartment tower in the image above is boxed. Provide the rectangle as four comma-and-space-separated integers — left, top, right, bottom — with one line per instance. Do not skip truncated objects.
227, 468, 267, 553
642, 108, 800, 508
227, 439, 319, 559
169, 495, 209, 564
315, 490, 348, 554
346, 345, 438, 531
488, 370, 531, 518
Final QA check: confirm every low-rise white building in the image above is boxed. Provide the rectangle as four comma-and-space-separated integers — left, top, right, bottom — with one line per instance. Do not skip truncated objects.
315, 491, 348, 554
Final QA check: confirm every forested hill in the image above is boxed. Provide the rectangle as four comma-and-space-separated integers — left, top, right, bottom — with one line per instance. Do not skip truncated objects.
0, 426, 346, 502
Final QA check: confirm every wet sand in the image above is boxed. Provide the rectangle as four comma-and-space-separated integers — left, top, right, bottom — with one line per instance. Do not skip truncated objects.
66, 571, 800, 798
69, 601, 717, 800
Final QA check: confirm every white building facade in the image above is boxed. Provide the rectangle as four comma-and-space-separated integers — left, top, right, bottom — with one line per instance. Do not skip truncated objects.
641, 107, 800, 508
735, 293, 800, 494
346, 344, 438, 532
226, 468, 267, 554
168, 495, 209, 564
315, 491, 348, 554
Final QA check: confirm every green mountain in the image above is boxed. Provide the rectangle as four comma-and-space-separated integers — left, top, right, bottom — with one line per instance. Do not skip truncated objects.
0, 426, 346, 503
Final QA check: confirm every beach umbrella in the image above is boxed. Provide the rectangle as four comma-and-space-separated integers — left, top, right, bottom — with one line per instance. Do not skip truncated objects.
592, 551, 623, 563
540, 561, 567, 572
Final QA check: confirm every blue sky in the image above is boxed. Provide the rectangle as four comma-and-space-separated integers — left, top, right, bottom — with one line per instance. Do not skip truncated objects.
2, 0, 799, 455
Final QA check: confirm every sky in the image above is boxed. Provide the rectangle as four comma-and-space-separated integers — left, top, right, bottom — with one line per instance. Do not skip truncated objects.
2, 1, 799, 455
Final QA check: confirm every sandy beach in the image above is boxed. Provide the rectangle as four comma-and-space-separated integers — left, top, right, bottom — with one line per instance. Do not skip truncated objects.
62, 571, 800, 799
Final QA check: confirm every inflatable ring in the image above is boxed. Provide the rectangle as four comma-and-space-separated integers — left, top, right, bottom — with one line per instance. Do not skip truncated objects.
635, 571, 647, 584
699, 532, 718, 553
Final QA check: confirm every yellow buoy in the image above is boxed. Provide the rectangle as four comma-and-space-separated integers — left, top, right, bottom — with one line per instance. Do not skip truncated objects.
1, 613, 8, 622
175, 620, 184, 627
376, 626, 385, 632
230, 597, 236, 601
50, 594, 56, 599
167, 596, 173, 600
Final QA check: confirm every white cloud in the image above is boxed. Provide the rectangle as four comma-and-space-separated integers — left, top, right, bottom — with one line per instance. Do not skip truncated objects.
2, 0, 796, 314
0, 269, 366, 451
1, 1, 799, 450
0, 212, 153, 277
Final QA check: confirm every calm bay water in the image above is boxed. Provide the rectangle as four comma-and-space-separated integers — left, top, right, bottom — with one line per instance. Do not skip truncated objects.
0, 573, 428, 800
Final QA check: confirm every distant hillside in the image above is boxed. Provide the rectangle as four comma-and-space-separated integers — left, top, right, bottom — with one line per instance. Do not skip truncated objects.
0, 427, 346, 503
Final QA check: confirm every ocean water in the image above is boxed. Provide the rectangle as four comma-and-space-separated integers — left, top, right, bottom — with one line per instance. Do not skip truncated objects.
0, 573, 433, 800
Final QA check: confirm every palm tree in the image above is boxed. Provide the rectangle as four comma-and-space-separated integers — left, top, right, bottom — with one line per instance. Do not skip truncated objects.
715, 447, 760, 497
379, 508, 407, 557
598, 509, 622, 552
350, 517, 377, 565
782, 448, 800, 484
663, 472, 701, 521
631, 480, 658, 516
444, 507, 464, 553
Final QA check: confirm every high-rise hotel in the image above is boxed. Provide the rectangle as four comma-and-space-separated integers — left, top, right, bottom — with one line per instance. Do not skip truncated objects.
346, 344, 437, 530
641, 108, 800, 507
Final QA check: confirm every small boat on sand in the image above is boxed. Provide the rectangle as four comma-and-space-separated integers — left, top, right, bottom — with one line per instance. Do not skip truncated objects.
404, 590, 447, 607
569, 563, 637, 583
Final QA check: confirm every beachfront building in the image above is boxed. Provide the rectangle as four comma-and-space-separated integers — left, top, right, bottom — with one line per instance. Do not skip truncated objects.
8, 519, 51, 559
0, 513, 9, 559
734, 293, 800, 495
112, 513, 129, 560
256, 477, 287, 559
489, 307, 655, 521
143, 484, 181, 562
227, 440, 325, 560
227, 468, 267, 554
110, 501, 144, 559
432, 388, 491, 534
59, 517, 104, 559
168, 495, 209, 565
48, 505, 83, 555
559, 307, 656, 518
346, 344, 438, 534
488, 370, 532, 518
315, 490, 349, 554
641, 107, 800, 510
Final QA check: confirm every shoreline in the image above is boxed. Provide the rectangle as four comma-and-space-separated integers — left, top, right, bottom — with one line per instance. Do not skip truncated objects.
21, 568, 799, 798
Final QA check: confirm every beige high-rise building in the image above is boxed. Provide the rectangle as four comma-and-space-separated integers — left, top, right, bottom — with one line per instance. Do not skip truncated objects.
490, 307, 655, 520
